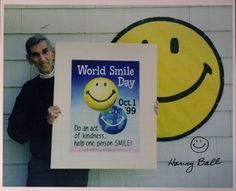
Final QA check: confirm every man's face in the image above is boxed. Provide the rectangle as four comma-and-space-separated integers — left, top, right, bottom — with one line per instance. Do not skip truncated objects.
27, 40, 55, 74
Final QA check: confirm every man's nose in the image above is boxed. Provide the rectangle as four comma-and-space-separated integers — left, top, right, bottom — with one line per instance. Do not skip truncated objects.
39, 53, 46, 62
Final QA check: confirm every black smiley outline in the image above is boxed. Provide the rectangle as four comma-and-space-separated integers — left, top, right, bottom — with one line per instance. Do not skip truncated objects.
112, 17, 224, 142
190, 136, 209, 153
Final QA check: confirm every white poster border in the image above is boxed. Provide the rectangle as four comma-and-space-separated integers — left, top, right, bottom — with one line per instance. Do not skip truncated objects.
51, 42, 157, 169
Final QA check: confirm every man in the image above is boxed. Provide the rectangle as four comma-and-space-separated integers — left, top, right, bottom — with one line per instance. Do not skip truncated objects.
8, 34, 89, 187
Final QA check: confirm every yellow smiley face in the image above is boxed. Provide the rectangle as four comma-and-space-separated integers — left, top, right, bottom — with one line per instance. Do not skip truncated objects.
112, 18, 224, 141
84, 77, 118, 111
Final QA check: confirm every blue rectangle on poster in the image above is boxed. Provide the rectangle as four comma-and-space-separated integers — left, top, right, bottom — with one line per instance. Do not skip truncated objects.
70, 60, 140, 152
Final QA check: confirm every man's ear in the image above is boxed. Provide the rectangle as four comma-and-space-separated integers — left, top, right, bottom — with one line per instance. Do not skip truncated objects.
51, 47, 55, 58
26, 54, 33, 65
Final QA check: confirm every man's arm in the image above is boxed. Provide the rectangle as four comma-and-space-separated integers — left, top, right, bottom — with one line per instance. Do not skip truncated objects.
8, 90, 31, 144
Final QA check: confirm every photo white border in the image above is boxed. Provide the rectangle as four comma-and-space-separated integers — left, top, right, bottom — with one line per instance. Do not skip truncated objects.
1, 0, 235, 191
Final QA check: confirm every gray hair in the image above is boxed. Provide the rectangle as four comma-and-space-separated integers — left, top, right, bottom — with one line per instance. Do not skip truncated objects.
25, 34, 53, 57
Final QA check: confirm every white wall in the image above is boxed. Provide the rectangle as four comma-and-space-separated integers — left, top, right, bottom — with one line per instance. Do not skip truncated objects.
3, 4, 233, 187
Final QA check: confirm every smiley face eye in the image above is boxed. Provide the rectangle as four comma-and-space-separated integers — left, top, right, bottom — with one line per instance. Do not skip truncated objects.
104, 83, 107, 86
96, 83, 98, 86
170, 38, 179, 54
141, 39, 149, 44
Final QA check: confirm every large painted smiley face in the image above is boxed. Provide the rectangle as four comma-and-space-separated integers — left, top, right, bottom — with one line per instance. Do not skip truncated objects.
190, 136, 209, 153
84, 77, 118, 111
112, 18, 224, 141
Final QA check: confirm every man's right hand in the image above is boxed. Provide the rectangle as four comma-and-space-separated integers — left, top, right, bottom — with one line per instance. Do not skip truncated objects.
47, 105, 62, 125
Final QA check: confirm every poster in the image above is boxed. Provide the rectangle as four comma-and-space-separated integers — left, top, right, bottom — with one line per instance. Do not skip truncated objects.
51, 42, 157, 169
71, 60, 140, 152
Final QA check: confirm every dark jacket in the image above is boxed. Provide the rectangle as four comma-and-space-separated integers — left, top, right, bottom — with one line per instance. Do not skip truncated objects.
8, 76, 54, 162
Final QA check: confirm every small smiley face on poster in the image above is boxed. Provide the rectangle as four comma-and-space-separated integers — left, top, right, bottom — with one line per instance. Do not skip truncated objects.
84, 77, 118, 111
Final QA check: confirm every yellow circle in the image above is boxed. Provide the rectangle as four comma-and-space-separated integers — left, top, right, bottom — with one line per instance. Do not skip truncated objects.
84, 77, 118, 111
112, 18, 224, 141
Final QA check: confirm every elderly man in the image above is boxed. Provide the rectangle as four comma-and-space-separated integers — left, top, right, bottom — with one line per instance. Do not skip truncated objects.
8, 34, 89, 187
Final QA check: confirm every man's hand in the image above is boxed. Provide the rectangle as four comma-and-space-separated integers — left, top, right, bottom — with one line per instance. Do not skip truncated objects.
47, 105, 62, 125
154, 101, 159, 115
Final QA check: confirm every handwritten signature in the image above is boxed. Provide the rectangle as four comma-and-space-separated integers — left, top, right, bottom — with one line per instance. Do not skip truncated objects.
168, 157, 222, 173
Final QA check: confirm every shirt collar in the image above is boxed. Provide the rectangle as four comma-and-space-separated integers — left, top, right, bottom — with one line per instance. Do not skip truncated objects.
39, 67, 55, 79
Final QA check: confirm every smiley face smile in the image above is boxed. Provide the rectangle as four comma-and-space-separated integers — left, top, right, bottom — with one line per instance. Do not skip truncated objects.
86, 89, 116, 102
157, 63, 212, 103
193, 143, 206, 149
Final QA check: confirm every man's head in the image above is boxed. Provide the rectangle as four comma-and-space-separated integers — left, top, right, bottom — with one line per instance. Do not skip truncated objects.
25, 34, 55, 75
